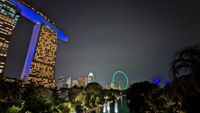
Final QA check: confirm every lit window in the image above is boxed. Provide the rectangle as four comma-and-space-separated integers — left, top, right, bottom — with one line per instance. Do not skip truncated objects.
0, 69, 3, 73
0, 62, 5, 64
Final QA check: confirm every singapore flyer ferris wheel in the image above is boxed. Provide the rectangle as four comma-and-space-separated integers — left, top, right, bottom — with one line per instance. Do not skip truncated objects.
112, 70, 129, 90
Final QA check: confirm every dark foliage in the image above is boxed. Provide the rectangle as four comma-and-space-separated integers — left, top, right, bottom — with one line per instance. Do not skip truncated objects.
126, 81, 158, 113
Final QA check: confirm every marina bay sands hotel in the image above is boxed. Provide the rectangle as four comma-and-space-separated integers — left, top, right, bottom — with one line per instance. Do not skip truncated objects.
0, 0, 68, 88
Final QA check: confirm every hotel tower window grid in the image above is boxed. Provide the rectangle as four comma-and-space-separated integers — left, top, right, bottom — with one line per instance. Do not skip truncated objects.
28, 25, 57, 88
0, 1, 19, 75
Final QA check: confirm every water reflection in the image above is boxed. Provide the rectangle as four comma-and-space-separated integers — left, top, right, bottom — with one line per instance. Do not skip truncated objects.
103, 103, 106, 113
114, 100, 118, 113
107, 102, 111, 112
102, 96, 130, 113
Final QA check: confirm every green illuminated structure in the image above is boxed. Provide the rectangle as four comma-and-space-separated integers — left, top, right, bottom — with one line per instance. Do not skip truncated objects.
112, 70, 129, 90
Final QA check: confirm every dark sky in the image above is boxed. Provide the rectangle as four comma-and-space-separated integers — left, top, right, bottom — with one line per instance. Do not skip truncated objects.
11, 0, 200, 85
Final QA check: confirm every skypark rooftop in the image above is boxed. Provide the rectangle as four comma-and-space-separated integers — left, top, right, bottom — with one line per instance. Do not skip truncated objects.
7, 0, 68, 41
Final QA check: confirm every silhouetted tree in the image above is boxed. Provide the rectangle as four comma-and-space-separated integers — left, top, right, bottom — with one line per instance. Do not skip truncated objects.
85, 82, 104, 108
86, 82, 103, 93
126, 81, 158, 113
0, 78, 21, 112
170, 44, 200, 113
171, 44, 200, 78
21, 84, 54, 113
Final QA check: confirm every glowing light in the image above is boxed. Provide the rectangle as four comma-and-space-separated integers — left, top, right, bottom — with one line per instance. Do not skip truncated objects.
8, 0, 69, 41
88, 72, 94, 77
114, 100, 119, 113
152, 77, 161, 84
103, 104, 106, 113
107, 102, 110, 111
112, 70, 129, 90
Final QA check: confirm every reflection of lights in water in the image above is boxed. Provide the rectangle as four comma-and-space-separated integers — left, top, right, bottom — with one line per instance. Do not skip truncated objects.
107, 102, 110, 111
120, 96, 123, 107
103, 99, 121, 113
102, 96, 130, 113
114, 100, 119, 113
103, 104, 106, 113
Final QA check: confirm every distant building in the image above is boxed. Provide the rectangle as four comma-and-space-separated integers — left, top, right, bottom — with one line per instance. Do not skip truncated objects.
0, 0, 19, 76
104, 84, 110, 89
2, 76, 18, 83
72, 80, 78, 87
57, 75, 65, 89
78, 76, 87, 87
87, 72, 95, 84
66, 77, 71, 88
110, 82, 115, 89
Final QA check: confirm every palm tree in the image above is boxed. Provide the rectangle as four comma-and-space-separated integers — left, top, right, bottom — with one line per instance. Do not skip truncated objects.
170, 44, 200, 79
170, 44, 200, 113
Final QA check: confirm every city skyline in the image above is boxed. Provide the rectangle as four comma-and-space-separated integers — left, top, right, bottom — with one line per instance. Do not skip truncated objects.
6, 0, 200, 85
0, 0, 199, 113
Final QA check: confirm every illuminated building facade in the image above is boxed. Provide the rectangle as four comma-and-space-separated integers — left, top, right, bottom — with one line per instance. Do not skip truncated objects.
78, 76, 88, 87
0, 0, 19, 75
0, 0, 68, 88
66, 77, 71, 88
110, 82, 115, 89
21, 23, 57, 88
87, 72, 95, 83
57, 75, 65, 89
57, 76, 72, 89
72, 80, 78, 87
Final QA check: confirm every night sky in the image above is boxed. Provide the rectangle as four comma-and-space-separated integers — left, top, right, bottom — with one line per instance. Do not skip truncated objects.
9, 0, 200, 85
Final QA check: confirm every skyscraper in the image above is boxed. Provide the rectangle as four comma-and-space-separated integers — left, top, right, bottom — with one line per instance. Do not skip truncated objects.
66, 77, 71, 88
1, 0, 68, 88
57, 75, 65, 89
21, 23, 58, 88
0, 0, 19, 76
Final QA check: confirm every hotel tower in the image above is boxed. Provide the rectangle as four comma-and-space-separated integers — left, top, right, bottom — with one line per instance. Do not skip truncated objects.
0, 0, 68, 88
0, 0, 19, 75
